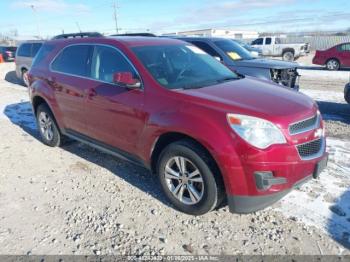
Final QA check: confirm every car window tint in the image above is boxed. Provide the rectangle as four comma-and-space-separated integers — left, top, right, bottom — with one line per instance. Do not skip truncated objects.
91, 45, 137, 83
32, 44, 55, 68
31, 43, 43, 57
51, 45, 92, 77
265, 38, 272, 45
252, 38, 263, 45
17, 44, 31, 57
340, 44, 350, 51
189, 41, 222, 58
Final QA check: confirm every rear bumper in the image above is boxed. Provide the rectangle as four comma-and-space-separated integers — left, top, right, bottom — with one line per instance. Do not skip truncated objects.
227, 175, 312, 213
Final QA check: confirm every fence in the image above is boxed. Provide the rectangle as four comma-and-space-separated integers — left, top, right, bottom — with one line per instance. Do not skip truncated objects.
281, 36, 350, 51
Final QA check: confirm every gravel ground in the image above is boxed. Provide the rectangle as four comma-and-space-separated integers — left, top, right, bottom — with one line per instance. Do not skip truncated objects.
0, 62, 349, 255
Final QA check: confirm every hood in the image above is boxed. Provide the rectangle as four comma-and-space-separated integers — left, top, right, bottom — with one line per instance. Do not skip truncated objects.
178, 77, 316, 128
229, 58, 298, 69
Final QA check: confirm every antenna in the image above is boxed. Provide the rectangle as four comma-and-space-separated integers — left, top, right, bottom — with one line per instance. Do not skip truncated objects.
75, 22, 82, 33
112, 1, 119, 34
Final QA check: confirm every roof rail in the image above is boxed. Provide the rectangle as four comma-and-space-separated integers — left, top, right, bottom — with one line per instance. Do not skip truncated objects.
110, 33, 157, 37
52, 32, 103, 40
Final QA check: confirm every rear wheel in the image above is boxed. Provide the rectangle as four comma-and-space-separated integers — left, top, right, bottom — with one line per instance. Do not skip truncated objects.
36, 104, 63, 147
157, 139, 225, 215
282, 51, 295, 61
21, 69, 29, 87
326, 59, 340, 71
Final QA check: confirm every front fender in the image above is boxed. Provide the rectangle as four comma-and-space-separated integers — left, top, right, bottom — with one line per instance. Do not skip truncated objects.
139, 105, 248, 195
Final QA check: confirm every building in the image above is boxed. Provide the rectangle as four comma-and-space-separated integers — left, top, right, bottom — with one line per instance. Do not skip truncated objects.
164, 29, 259, 39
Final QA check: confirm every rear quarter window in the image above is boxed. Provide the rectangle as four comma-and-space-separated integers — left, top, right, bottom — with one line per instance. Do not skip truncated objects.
31, 44, 55, 68
51, 45, 92, 77
17, 43, 31, 57
31, 43, 43, 57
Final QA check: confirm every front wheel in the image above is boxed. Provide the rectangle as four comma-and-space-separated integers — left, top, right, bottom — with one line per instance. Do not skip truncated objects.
282, 51, 294, 61
157, 140, 224, 215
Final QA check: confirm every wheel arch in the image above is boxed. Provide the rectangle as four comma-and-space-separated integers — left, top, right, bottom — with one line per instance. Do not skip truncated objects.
326, 57, 340, 65
150, 132, 222, 178
282, 48, 295, 55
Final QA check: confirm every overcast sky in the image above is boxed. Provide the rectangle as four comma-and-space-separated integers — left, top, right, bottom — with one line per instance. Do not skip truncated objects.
0, 0, 349, 37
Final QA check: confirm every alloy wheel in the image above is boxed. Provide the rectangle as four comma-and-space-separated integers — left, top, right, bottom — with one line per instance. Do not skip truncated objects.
164, 156, 204, 205
38, 112, 54, 141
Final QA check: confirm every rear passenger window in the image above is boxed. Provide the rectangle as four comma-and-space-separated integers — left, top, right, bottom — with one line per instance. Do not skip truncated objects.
90, 45, 137, 83
17, 44, 31, 57
31, 43, 43, 57
340, 44, 350, 52
265, 38, 272, 45
51, 45, 92, 77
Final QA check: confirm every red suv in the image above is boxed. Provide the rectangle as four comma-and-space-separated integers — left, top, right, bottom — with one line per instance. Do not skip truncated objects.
28, 37, 328, 215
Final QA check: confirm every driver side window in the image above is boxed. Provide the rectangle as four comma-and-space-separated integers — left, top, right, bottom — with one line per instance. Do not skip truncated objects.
252, 38, 263, 45
91, 45, 137, 84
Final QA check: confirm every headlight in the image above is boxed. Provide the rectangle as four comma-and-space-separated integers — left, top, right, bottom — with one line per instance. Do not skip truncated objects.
227, 114, 286, 149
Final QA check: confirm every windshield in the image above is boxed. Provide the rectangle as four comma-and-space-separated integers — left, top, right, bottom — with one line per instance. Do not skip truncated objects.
132, 44, 239, 90
214, 39, 254, 61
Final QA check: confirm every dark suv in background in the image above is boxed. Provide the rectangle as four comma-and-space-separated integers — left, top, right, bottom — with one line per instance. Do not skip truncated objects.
15, 41, 44, 86
0, 46, 17, 62
172, 37, 300, 90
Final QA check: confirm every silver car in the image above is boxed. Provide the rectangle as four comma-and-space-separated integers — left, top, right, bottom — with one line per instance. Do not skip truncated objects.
15, 41, 44, 86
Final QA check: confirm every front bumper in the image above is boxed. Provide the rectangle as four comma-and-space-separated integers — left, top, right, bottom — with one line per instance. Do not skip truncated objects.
227, 152, 328, 213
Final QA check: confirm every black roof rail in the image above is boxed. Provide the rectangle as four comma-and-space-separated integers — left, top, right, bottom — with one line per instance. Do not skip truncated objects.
110, 33, 157, 37
52, 32, 103, 40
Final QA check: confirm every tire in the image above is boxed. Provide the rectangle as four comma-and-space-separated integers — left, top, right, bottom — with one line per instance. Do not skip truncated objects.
345, 85, 350, 104
282, 51, 294, 61
21, 69, 29, 87
157, 139, 225, 215
36, 104, 63, 147
326, 59, 340, 71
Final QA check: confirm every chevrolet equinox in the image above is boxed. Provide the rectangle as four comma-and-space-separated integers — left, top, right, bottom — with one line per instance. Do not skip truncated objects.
28, 37, 328, 215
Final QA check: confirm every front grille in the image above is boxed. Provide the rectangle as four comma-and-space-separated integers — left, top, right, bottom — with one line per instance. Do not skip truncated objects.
297, 138, 323, 160
270, 68, 299, 89
289, 114, 319, 135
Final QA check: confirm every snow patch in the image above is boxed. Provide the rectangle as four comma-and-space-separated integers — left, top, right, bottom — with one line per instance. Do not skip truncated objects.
277, 138, 350, 248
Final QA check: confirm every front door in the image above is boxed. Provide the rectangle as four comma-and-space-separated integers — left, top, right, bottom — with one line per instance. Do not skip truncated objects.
83, 45, 146, 155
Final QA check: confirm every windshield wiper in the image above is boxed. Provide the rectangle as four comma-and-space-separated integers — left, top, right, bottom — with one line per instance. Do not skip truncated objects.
216, 76, 239, 83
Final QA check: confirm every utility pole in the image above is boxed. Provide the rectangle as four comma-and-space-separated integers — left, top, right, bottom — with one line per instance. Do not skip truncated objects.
30, 4, 41, 38
112, 1, 119, 34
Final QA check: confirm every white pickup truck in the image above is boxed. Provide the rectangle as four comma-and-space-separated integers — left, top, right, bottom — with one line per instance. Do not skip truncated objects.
251, 36, 310, 61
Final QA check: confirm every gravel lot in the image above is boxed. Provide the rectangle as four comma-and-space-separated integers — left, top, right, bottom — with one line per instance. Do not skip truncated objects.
0, 62, 349, 255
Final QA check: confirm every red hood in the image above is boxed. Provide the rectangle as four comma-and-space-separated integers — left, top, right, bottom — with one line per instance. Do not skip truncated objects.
176, 77, 317, 129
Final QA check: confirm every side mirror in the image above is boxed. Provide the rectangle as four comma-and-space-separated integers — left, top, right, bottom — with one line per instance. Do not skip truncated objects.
113, 72, 141, 89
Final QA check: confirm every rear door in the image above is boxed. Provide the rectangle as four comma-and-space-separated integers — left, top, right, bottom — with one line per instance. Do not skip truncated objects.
50, 44, 93, 134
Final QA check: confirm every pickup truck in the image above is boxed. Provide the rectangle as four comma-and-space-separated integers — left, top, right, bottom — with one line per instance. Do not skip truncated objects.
251, 36, 310, 61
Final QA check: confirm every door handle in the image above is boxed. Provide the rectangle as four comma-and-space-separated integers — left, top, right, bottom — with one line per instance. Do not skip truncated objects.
48, 76, 56, 85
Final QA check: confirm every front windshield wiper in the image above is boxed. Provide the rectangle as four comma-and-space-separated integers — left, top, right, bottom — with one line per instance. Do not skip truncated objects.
216, 76, 240, 83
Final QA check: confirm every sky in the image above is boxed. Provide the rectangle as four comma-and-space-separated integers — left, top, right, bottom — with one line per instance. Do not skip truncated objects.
0, 0, 349, 37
